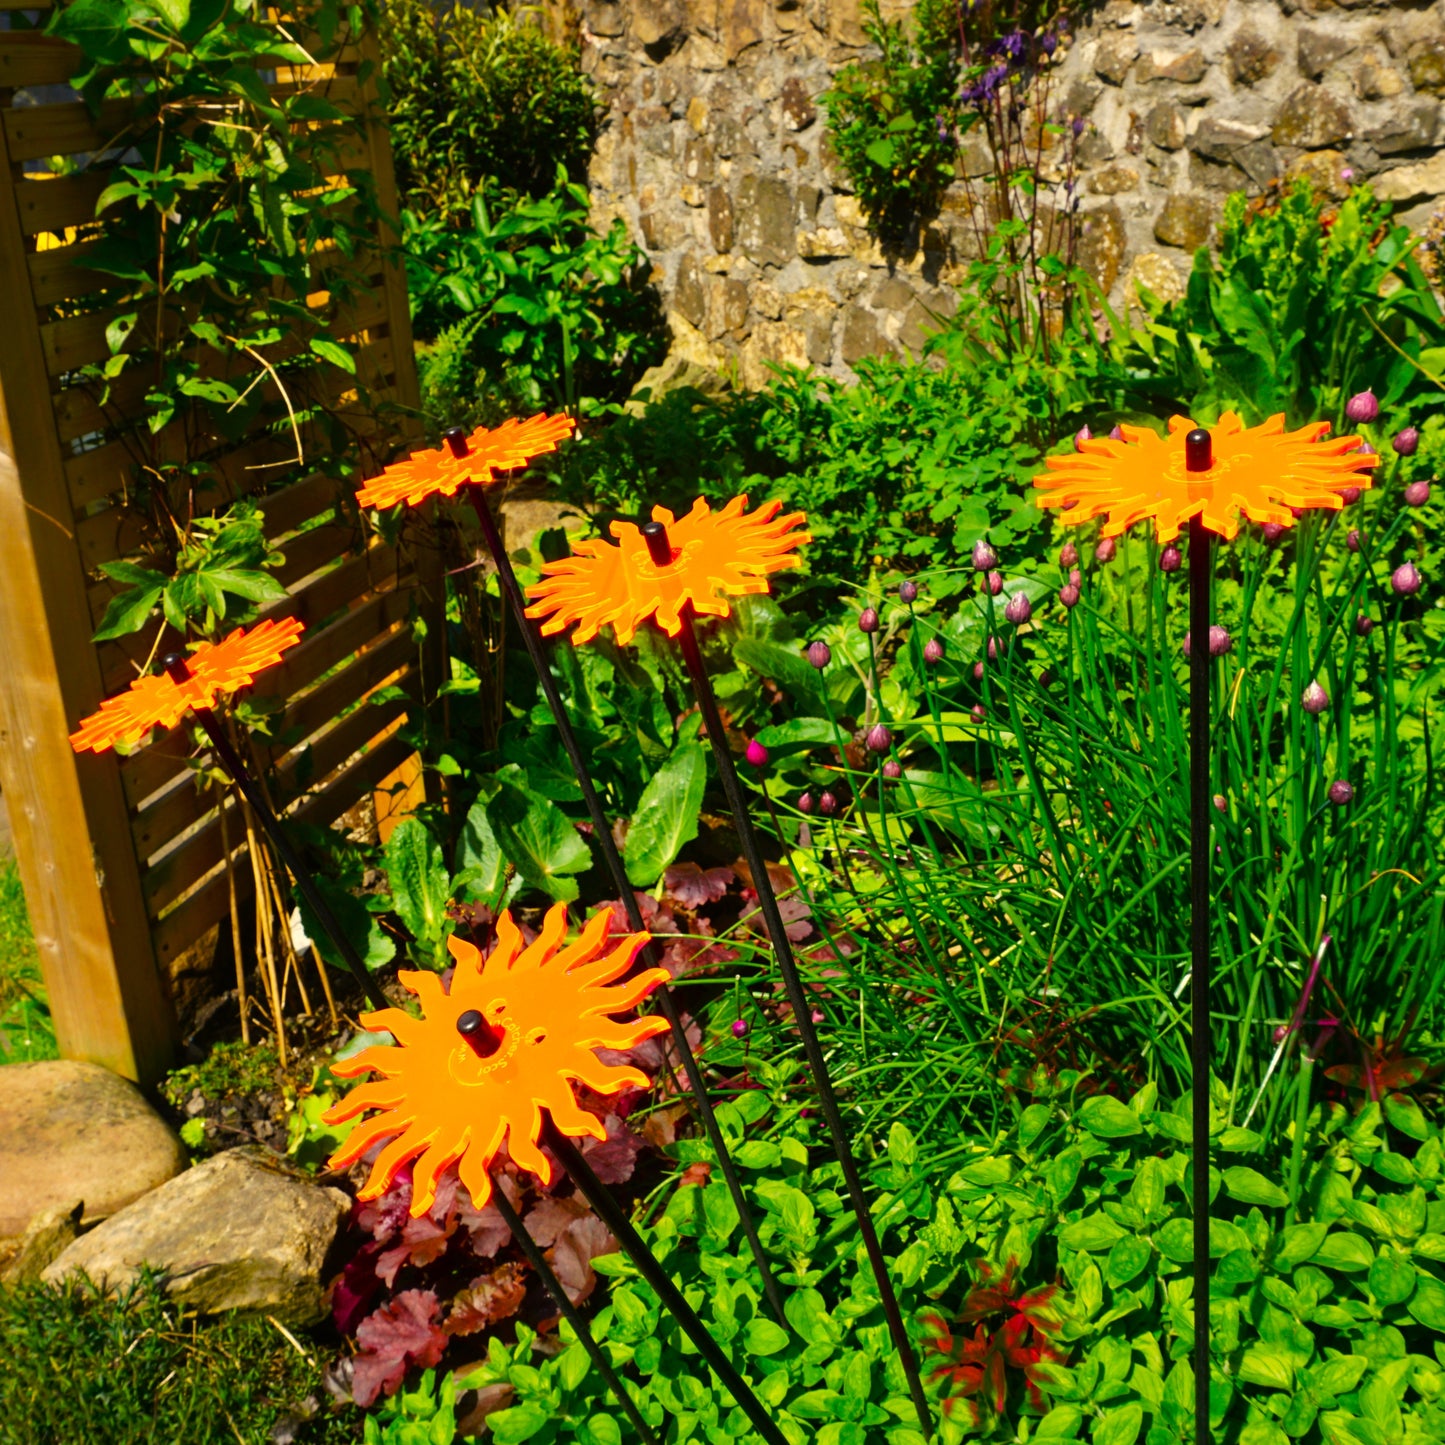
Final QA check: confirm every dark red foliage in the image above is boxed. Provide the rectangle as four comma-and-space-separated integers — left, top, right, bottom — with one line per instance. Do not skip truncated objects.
352, 1289, 448, 1407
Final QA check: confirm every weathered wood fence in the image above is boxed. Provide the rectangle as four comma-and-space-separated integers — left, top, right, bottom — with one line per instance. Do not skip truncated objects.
0, 3, 441, 1083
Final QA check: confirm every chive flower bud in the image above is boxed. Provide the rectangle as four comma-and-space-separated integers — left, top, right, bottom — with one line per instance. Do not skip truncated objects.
987, 570, 1004, 596
858, 606, 880, 633
818, 791, 838, 816
1392, 561, 1422, 595
1346, 529, 1362, 552
1060, 542, 1078, 568
971, 703, 987, 721
746, 739, 769, 768
1060, 583, 1081, 608
923, 637, 944, 663
1358, 441, 1376, 456
1328, 779, 1354, 806
806, 640, 831, 669
1405, 480, 1431, 506
882, 759, 902, 779
1074, 424, 1092, 450
971, 539, 998, 571
1109, 424, 1124, 440
1095, 537, 1116, 564
1340, 486, 1361, 505
798, 792, 814, 814
1160, 544, 1182, 573
899, 579, 919, 603
732, 1018, 751, 1039
1004, 593, 1032, 625
1212, 794, 1226, 812
1344, 390, 1379, 423
1183, 626, 1232, 658
865, 723, 893, 753
1262, 522, 1285, 544
1393, 427, 1420, 456
1355, 613, 1374, 636
973, 661, 986, 680
1069, 568, 1082, 587
1301, 680, 1330, 714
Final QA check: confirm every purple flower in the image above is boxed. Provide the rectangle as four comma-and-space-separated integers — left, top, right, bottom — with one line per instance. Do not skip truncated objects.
865, 723, 893, 753
1160, 544, 1182, 573
972, 539, 998, 571
806, 639, 831, 669
1071, 116, 1085, 138
818, 790, 839, 816
1183, 626, 1232, 658
1109, 425, 1124, 441
746, 739, 769, 768
898, 579, 919, 603
1042, 31, 1058, 56
1344, 390, 1379, 424
1301, 680, 1330, 715
1405, 480, 1431, 506
1328, 779, 1354, 806
1074, 424, 1092, 451
1340, 487, 1362, 505
1346, 529, 1362, 552
798, 791, 814, 814
731, 1018, 751, 1039
1059, 542, 1078, 568
1262, 522, 1286, 545
882, 759, 903, 779
987, 569, 1004, 596
1393, 427, 1420, 457
1004, 593, 1032, 625
923, 637, 944, 664
1069, 568, 1082, 587
1392, 561, 1422, 595
1095, 537, 1117, 564
1356, 613, 1375, 636
858, 606, 880, 633
1060, 583, 1081, 608
1358, 441, 1377, 456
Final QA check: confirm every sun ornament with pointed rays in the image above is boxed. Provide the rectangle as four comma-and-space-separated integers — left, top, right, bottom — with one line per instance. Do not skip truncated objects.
524, 495, 810, 647
69, 616, 304, 754
323, 903, 670, 1216
355, 413, 576, 511
1034, 412, 1378, 542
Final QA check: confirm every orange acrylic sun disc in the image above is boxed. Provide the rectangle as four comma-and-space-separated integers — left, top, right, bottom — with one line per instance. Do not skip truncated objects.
355, 413, 577, 511
523, 495, 811, 647
69, 616, 304, 754
323, 903, 669, 1216
1034, 412, 1378, 543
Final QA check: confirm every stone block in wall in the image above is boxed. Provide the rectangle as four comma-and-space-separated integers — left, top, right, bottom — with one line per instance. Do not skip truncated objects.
1373, 152, 1445, 204
796, 225, 850, 258
708, 187, 735, 252
736, 174, 796, 264
1146, 102, 1188, 150
705, 274, 751, 338
1272, 84, 1354, 149
1094, 33, 1138, 87
781, 76, 818, 131
1189, 117, 1279, 190
1078, 201, 1127, 292
1286, 149, 1351, 202
587, 0, 626, 37
684, 136, 716, 181
1137, 48, 1208, 85
1124, 251, 1186, 307
640, 207, 690, 250
723, 0, 765, 58
634, 0, 688, 54
1153, 193, 1213, 252
1088, 165, 1140, 195
1225, 29, 1281, 87
1370, 103, 1441, 158
739, 320, 810, 387
1354, 56, 1405, 102
674, 250, 707, 328
1297, 31, 1354, 83
840, 303, 890, 364
826, 0, 867, 49
1407, 37, 1445, 95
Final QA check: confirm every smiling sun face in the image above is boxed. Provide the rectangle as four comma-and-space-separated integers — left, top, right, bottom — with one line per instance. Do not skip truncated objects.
323, 904, 669, 1216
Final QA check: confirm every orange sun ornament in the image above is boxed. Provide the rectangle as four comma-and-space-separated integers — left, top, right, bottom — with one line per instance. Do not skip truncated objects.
523, 495, 810, 647
69, 616, 304, 754
1034, 412, 1378, 542
355, 413, 576, 510
323, 903, 669, 1217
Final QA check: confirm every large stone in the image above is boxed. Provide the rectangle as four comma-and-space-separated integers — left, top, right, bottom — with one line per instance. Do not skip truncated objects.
735, 174, 795, 266
674, 251, 707, 328
705, 274, 751, 338
1226, 29, 1281, 87
1272, 84, 1353, 150
1146, 101, 1187, 151
0, 1201, 82, 1285
0, 1061, 186, 1240
1407, 37, 1445, 95
1369, 103, 1440, 158
633, 0, 687, 53
1088, 165, 1140, 195
1297, 31, 1353, 83
1125, 251, 1186, 306
43, 1148, 349, 1326
1078, 201, 1126, 292
1189, 117, 1280, 189
780, 76, 817, 132
1154, 193, 1214, 252
708, 187, 735, 253
1373, 153, 1445, 205
1094, 33, 1138, 87
1353, 56, 1404, 102
840, 303, 889, 364
1287, 149, 1352, 201
739, 319, 810, 388
1137, 48, 1207, 84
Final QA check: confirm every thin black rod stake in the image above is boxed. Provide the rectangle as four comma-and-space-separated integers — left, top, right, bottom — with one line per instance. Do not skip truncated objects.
161, 657, 388, 1012
544, 1121, 788, 1445
657, 548, 933, 1438
484, 1167, 658, 1445
1186, 425, 1214, 1445
442, 429, 787, 1327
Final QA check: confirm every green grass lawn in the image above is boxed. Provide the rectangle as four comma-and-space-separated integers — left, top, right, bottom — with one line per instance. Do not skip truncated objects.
0, 855, 56, 1064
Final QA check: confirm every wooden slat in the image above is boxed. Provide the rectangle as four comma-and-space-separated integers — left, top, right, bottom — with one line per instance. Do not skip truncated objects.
260, 469, 342, 538
15, 171, 111, 238
0, 31, 81, 87
4, 98, 137, 165
28, 239, 108, 307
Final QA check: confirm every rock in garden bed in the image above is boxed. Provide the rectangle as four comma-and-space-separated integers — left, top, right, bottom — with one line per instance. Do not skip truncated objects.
43, 1146, 349, 1325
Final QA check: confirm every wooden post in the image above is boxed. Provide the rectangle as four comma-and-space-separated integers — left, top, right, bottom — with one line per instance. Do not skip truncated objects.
0, 117, 177, 1084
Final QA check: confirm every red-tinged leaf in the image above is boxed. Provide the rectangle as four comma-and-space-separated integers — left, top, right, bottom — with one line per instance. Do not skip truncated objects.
681, 1162, 712, 1188
446, 1262, 528, 1337
639, 1102, 688, 1150
457, 1170, 520, 1258
352, 1289, 447, 1406
329, 1244, 383, 1335
663, 862, 734, 910
355, 1170, 413, 1244
522, 1194, 589, 1247
376, 1212, 453, 1287
580, 1114, 646, 1185
546, 1215, 618, 1306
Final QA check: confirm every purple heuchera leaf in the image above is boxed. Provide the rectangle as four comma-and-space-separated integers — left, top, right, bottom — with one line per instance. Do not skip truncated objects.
579, 1113, 646, 1185
547, 1215, 618, 1306
352, 1289, 447, 1407
664, 861, 734, 909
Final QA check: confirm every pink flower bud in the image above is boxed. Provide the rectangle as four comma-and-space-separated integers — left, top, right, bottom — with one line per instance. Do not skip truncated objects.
1060, 542, 1078, 567
882, 759, 902, 779
1004, 593, 1032, 625
1074, 424, 1092, 450
987, 570, 1004, 596
865, 723, 893, 753
898, 579, 919, 603
973, 660, 986, 680
1392, 561, 1422, 595
1393, 427, 1420, 456
1069, 568, 1082, 587
746, 739, 769, 768
1109, 424, 1124, 441
971, 703, 987, 722
1328, 779, 1354, 806
1212, 794, 1227, 812
818, 791, 838, 816
798, 792, 814, 814
1183, 627, 1232, 658
1356, 613, 1374, 636
1095, 537, 1116, 564
732, 1018, 751, 1039
1060, 583, 1081, 608
858, 607, 879, 633
972, 539, 998, 571
1262, 522, 1286, 544
1301, 680, 1330, 715
1346, 529, 1362, 552
806, 640, 831, 669
923, 637, 944, 663
1405, 480, 1431, 506
1160, 544, 1181, 573
1344, 390, 1379, 423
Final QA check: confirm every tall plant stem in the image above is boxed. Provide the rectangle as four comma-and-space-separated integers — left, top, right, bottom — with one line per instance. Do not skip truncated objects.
485, 1172, 658, 1445
160, 656, 388, 1012
543, 1121, 790, 1445
443, 430, 787, 1327
1187, 442, 1214, 1445
656, 543, 933, 1439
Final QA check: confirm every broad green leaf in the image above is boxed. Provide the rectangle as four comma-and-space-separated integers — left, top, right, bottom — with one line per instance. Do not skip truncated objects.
1407, 1275, 1445, 1330
150, 0, 191, 31
1059, 1213, 1127, 1252
1078, 1095, 1142, 1139
1310, 1232, 1375, 1272
888, 1122, 917, 1169
1368, 1252, 1416, 1307
753, 717, 850, 751
1105, 1236, 1152, 1288
383, 818, 452, 956
455, 800, 522, 911
488, 779, 591, 902
309, 336, 357, 374
1222, 1166, 1288, 1209
1274, 1223, 1328, 1266
623, 741, 705, 886
92, 585, 163, 642
744, 1318, 791, 1357
1091, 1403, 1143, 1445
296, 874, 396, 974
1036, 1404, 1082, 1439
578, 1417, 622, 1445
486, 1404, 550, 1445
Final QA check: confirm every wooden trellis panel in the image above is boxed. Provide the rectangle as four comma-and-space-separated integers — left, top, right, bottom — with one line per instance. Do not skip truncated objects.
0, 8, 441, 1083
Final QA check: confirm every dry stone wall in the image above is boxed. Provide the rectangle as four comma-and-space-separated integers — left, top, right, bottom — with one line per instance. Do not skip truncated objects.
577, 0, 1445, 385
